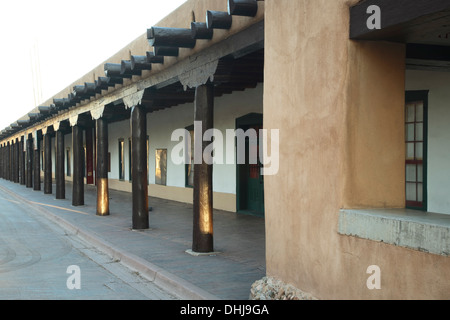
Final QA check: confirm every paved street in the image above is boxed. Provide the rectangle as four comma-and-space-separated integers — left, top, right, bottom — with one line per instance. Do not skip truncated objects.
0, 192, 178, 300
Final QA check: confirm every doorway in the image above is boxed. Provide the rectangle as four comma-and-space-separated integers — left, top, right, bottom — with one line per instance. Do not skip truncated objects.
236, 113, 265, 216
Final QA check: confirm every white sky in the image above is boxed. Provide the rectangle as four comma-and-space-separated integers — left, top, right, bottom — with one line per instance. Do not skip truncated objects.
0, 0, 186, 131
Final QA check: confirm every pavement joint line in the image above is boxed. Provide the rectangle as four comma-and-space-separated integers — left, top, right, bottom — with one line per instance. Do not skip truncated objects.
0, 183, 220, 301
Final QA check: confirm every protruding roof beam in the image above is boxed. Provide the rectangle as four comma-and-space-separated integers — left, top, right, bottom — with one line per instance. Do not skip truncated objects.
228, 0, 258, 17
153, 46, 179, 57
38, 106, 53, 114
17, 119, 30, 126
206, 10, 232, 29
72, 85, 86, 103
11, 122, 20, 129
83, 82, 97, 98
96, 76, 123, 92
146, 52, 164, 64
147, 26, 196, 48
28, 113, 41, 122
105, 63, 132, 79
131, 55, 152, 71
191, 22, 214, 40
53, 98, 66, 109
121, 60, 142, 77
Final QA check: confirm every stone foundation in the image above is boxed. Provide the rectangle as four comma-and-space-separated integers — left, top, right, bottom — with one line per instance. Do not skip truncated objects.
250, 277, 318, 300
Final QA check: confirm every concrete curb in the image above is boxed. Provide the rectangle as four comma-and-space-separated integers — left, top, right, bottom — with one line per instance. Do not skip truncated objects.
1, 185, 219, 300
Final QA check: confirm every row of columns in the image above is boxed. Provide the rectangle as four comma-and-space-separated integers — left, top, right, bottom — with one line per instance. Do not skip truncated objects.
0, 82, 214, 254
0, 134, 40, 190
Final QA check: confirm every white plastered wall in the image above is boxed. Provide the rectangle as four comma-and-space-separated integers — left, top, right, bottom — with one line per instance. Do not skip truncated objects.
147, 83, 264, 195
105, 84, 263, 210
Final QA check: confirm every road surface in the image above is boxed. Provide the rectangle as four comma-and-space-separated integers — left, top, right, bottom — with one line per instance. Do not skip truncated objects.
0, 191, 178, 300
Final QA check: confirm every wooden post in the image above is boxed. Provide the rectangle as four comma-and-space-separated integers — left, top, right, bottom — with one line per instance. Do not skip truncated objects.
44, 133, 52, 194
26, 134, 33, 188
96, 118, 109, 216
72, 125, 84, 206
131, 104, 149, 230
33, 133, 41, 191
7, 142, 11, 181
55, 130, 65, 199
192, 82, 214, 253
0, 145, 2, 179
19, 137, 25, 185
14, 139, 19, 183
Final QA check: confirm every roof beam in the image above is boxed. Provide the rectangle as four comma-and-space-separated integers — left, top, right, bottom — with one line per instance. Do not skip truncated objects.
147, 27, 196, 49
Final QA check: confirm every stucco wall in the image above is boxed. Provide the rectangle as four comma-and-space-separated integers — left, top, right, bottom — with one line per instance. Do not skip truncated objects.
405, 70, 450, 215
264, 0, 450, 299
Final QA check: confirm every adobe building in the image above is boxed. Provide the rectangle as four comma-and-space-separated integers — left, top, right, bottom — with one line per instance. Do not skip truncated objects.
0, 0, 449, 299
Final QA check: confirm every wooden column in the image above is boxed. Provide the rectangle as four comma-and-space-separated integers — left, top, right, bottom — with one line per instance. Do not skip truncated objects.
55, 130, 65, 199
131, 104, 149, 230
44, 133, 52, 194
0, 145, 3, 179
8, 142, 14, 181
14, 140, 19, 183
19, 137, 25, 185
26, 134, 33, 188
192, 82, 214, 253
72, 125, 84, 206
0, 146, 2, 179
7, 142, 11, 181
33, 133, 41, 191
96, 118, 109, 216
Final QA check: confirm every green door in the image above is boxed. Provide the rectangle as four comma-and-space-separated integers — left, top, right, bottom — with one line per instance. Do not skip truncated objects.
246, 125, 264, 215
236, 113, 265, 217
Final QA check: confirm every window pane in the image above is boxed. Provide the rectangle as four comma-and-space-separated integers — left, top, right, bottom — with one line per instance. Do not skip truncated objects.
406, 143, 415, 160
406, 104, 415, 122
416, 123, 423, 141
416, 102, 424, 122
417, 183, 423, 202
406, 164, 416, 182
417, 164, 423, 183
415, 142, 423, 160
406, 124, 415, 141
406, 183, 417, 201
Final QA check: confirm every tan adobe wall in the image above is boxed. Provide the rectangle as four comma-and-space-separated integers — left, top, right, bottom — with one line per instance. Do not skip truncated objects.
264, 0, 449, 299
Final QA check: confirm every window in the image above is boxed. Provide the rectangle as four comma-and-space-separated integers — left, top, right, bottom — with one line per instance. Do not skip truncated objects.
155, 149, 167, 186
405, 91, 428, 211
118, 139, 125, 180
